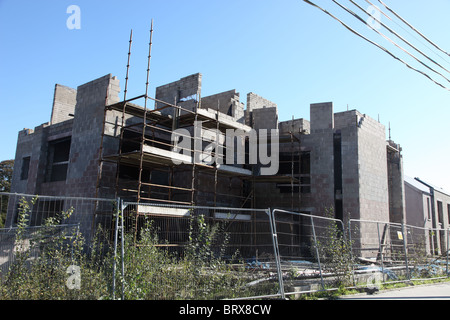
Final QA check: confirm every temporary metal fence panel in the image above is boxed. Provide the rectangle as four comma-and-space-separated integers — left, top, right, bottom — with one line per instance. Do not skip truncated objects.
405, 225, 449, 281
0, 192, 118, 299
0, 192, 117, 242
349, 219, 450, 286
113, 201, 283, 300
0, 223, 80, 282
271, 209, 350, 298
348, 219, 409, 285
1, 191, 449, 300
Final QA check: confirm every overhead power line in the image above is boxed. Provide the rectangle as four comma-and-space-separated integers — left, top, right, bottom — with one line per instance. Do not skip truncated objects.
365, 0, 450, 67
332, 0, 450, 85
349, 0, 450, 75
377, 0, 450, 58
301, 0, 450, 91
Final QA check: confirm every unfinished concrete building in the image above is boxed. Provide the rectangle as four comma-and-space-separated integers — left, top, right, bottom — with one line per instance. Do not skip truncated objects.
8, 70, 405, 238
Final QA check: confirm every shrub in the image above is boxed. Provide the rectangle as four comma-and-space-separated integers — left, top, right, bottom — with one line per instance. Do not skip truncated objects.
314, 207, 355, 288
0, 197, 112, 300
120, 215, 249, 300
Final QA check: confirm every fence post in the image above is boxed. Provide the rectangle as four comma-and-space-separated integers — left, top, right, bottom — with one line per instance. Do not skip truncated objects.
401, 223, 410, 281
112, 197, 120, 300
268, 208, 285, 299
446, 228, 449, 277
377, 222, 385, 283
120, 200, 125, 300
310, 215, 325, 290
348, 219, 356, 286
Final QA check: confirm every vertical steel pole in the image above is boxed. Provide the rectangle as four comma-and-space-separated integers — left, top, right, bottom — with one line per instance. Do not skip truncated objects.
114, 29, 133, 199
377, 222, 385, 283
121, 200, 126, 300
401, 223, 410, 281
348, 219, 356, 286
446, 228, 449, 277
112, 197, 120, 300
311, 216, 325, 290
269, 209, 285, 299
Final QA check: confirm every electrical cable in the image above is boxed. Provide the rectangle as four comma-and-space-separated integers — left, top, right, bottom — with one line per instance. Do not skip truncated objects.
349, 0, 450, 75
365, 0, 450, 66
378, 0, 450, 58
301, 0, 450, 91
332, 0, 450, 84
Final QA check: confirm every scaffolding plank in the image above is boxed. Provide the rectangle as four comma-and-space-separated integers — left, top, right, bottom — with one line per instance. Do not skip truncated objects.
137, 205, 191, 217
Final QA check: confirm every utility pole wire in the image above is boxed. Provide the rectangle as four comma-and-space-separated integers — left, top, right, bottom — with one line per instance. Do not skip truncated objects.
365, 0, 450, 67
333, 0, 450, 84
300, 0, 450, 91
349, 0, 450, 75
378, 0, 450, 58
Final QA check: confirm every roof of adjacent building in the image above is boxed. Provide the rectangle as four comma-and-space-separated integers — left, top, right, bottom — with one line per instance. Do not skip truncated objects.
405, 175, 450, 196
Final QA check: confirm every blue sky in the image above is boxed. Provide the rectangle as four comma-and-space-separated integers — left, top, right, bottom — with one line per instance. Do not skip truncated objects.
0, 0, 449, 191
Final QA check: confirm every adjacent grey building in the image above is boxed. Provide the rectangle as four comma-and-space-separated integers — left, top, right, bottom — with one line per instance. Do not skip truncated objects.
404, 176, 450, 255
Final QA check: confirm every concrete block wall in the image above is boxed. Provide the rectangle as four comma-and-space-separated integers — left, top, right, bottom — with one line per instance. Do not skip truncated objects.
254, 182, 302, 211
310, 102, 334, 133
333, 110, 390, 256
9, 117, 75, 201
195, 173, 243, 208
10, 125, 47, 196
334, 110, 358, 129
66, 74, 120, 199
39, 120, 74, 196
279, 118, 310, 135
356, 114, 390, 223
8, 122, 53, 226
245, 92, 278, 128
387, 141, 406, 224
155, 73, 202, 116
201, 89, 245, 124
307, 103, 335, 216
338, 114, 360, 222
10, 81, 77, 202
50, 84, 77, 125
10, 129, 35, 196
333, 110, 391, 223
252, 107, 278, 131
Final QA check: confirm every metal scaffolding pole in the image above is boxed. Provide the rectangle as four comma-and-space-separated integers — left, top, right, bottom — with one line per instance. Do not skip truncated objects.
137, 20, 154, 204
135, 21, 153, 243
114, 29, 133, 198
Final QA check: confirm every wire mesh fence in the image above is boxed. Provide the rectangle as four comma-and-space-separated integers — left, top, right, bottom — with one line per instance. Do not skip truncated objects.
0, 191, 449, 300
1, 192, 117, 241
271, 209, 352, 298
405, 225, 449, 281
0, 192, 117, 299
348, 219, 450, 288
113, 202, 282, 300
0, 224, 80, 281
348, 220, 409, 285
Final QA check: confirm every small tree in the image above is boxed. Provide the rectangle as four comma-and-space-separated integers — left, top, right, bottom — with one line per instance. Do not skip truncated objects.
0, 159, 14, 193
0, 159, 14, 227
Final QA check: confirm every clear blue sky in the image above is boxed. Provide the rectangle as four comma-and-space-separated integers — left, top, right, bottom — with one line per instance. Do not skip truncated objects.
0, 0, 449, 191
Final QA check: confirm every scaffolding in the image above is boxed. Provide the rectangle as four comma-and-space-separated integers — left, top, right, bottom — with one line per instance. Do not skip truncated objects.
94, 23, 311, 241
96, 24, 256, 210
